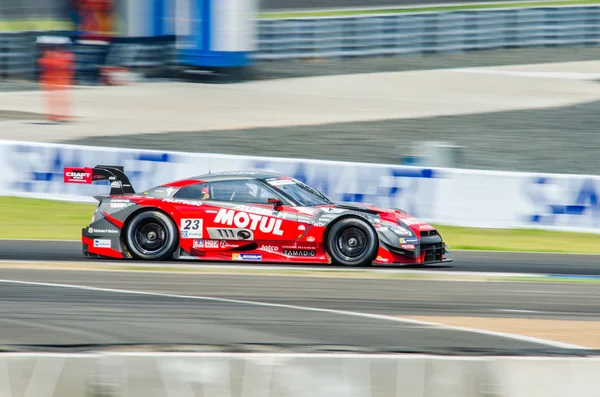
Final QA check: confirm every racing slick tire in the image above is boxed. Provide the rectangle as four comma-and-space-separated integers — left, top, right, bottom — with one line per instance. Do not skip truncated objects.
124, 210, 179, 260
326, 217, 378, 266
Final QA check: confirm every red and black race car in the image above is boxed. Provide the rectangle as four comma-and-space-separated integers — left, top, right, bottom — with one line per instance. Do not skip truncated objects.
64, 165, 452, 266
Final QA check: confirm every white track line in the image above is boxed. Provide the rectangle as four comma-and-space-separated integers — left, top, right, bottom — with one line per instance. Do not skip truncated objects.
0, 278, 585, 350
0, 260, 546, 278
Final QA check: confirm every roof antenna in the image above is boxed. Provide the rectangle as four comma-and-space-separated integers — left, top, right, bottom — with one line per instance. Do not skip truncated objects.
207, 146, 212, 175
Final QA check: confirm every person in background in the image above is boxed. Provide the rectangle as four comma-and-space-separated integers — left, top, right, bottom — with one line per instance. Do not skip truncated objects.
39, 45, 75, 122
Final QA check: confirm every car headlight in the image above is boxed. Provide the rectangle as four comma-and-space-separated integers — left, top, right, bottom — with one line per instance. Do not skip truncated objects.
390, 225, 411, 236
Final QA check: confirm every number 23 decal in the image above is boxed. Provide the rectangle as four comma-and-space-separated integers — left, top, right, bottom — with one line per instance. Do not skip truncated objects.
180, 219, 203, 238
182, 219, 201, 230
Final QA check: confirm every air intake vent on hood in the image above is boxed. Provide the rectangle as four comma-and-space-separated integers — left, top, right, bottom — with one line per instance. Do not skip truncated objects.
420, 230, 439, 238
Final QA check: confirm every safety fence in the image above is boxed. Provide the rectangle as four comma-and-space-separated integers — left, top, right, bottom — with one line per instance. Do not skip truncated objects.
1, 352, 599, 397
256, 5, 600, 59
1, 140, 599, 234
0, 32, 35, 80
0, 32, 175, 83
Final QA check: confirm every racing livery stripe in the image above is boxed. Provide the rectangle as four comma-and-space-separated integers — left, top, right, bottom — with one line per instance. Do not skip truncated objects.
102, 212, 125, 229
163, 179, 205, 188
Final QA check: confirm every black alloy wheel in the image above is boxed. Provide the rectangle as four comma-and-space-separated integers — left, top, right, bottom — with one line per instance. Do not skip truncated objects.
326, 217, 378, 266
125, 210, 178, 260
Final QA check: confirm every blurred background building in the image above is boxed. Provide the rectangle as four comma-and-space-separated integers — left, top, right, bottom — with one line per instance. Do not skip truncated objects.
0, 0, 258, 85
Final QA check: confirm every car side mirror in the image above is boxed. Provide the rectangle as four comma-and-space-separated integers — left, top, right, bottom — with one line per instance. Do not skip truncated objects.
268, 198, 283, 210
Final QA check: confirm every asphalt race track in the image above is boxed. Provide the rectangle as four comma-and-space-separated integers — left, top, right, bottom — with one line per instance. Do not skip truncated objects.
0, 268, 598, 352
1, 240, 599, 352
261, 0, 505, 10
1, 240, 600, 275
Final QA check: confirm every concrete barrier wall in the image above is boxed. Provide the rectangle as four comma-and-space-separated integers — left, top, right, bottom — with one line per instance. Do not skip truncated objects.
1, 353, 599, 397
2, 140, 600, 234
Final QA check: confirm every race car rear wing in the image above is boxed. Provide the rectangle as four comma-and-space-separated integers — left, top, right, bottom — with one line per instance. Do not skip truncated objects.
64, 165, 135, 196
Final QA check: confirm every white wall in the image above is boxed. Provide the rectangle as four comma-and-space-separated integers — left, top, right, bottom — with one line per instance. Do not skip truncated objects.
1, 353, 600, 397
1, 140, 599, 233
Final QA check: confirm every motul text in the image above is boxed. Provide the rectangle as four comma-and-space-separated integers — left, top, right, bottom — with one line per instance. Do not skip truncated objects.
214, 209, 284, 236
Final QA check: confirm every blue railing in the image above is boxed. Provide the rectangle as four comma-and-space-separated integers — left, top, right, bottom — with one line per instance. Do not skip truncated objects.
255, 6, 600, 60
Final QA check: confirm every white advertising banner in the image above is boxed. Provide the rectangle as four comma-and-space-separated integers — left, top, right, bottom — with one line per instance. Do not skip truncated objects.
1, 140, 599, 233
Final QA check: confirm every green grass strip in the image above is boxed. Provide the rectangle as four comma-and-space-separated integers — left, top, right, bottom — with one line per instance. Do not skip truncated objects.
0, 19, 73, 33
434, 225, 600, 254
1, 196, 599, 254
259, 0, 600, 18
0, 196, 93, 241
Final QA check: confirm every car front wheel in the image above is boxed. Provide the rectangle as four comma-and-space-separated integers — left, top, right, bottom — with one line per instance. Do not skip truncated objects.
326, 217, 378, 266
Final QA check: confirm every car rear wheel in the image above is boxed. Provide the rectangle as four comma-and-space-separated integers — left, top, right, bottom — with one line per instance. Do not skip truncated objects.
125, 210, 178, 260
326, 217, 378, 266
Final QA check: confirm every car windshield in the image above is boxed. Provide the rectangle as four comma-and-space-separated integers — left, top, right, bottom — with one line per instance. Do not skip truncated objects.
265, 178, 333, 206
